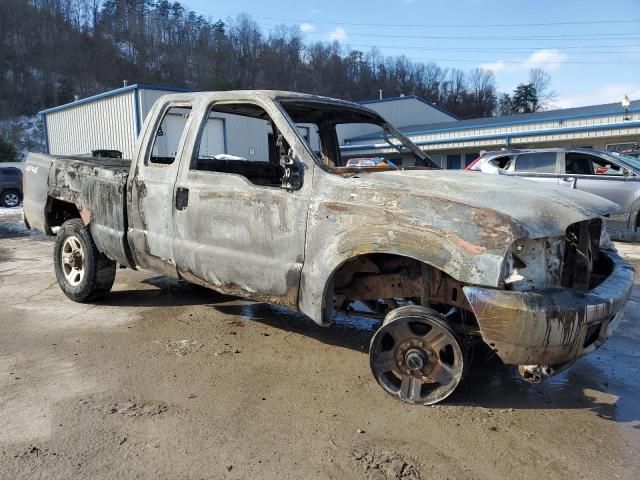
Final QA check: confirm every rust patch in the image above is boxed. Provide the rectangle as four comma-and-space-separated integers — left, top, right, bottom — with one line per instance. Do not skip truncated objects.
324, 202, 349, 212
456, 238, 486, 254
179, 269, 298, 309
79, 206, 92, 225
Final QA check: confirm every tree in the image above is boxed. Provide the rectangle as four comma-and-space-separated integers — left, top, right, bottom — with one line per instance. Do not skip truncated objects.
528, 68, 556, 111
512, 83, 539, 114
467, 68, 497, 118
497, 93, 514, 116
0, 137, 19, 162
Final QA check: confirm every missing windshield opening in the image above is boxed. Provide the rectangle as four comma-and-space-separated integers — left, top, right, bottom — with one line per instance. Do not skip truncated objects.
278, 99, 437, 172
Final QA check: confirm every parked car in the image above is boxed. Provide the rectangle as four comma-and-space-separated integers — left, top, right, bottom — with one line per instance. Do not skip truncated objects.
0, 166, 23, 207
22, 91, 634, 405
620, 149, 640, 159
467, 148, 640, 239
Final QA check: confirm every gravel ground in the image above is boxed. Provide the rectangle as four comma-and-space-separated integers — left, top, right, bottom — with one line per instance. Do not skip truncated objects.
1, 206, 639, 480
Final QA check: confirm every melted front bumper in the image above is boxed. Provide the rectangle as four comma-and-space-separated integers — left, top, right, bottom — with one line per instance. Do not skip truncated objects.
463, 250, 635, 365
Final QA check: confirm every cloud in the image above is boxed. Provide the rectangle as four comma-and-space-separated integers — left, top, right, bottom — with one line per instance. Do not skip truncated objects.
328, 27, 347, 42
299, 22, 316, 33
555, 84, 640, 109
524, 49, 568, 71
479, 60, 508, 73
480, 49, 569, 73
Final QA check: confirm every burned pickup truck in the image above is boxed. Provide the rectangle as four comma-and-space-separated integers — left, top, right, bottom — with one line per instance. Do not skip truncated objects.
23, 91, 634, 405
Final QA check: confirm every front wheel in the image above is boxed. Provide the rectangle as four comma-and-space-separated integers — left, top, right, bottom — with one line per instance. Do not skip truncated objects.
53, 218, 116, 302
369, 305, 466, 405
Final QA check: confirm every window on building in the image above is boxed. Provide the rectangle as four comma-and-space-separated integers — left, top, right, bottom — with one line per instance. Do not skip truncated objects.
191, 103, 292, 188
606, 142, 637, 153
149, 106, 192, 165
515, 152, 557, 173
447, 154, 461, 170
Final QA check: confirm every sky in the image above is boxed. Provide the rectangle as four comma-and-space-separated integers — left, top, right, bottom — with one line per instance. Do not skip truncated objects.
184, 0, 640, 109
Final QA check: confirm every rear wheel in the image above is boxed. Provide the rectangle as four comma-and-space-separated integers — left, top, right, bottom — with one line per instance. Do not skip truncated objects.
1, 189, 21, 207
369, 305, 465, 405
53, 218, 116, 302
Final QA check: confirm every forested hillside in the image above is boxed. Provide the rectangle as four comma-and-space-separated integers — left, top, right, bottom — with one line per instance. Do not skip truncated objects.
1, 0, 504, 118
0, 0, 551, 157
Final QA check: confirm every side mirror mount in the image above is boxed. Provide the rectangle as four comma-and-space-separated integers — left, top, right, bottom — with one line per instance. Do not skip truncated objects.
280, 145, 303, 190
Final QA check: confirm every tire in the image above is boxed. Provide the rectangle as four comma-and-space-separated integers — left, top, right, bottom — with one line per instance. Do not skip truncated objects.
1, 189, 21, 208
53, 218, 116, 302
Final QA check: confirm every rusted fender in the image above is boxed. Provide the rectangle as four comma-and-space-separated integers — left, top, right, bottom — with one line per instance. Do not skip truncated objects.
46, 156, 133, 268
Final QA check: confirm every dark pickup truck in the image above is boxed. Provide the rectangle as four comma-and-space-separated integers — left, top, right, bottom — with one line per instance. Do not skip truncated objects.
23, 91, 634, 405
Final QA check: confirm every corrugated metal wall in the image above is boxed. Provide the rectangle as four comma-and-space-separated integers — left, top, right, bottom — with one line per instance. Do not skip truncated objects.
46, 91, 137, 158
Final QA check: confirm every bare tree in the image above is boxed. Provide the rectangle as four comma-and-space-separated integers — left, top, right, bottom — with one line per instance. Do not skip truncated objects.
468, 68, 497, 117
529, 68, 556, 111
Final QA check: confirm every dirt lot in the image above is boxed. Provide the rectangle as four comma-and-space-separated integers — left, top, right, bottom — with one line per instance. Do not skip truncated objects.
1, 206, 639, 480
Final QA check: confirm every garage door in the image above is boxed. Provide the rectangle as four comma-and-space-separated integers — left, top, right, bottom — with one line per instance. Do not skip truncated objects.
199, 118, 225, 157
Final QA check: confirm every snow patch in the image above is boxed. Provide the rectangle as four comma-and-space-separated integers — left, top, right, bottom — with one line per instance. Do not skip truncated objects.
0, 206, 23, 217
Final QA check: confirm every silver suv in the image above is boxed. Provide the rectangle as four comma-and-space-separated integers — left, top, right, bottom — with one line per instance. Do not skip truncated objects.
468, 148, 640, 239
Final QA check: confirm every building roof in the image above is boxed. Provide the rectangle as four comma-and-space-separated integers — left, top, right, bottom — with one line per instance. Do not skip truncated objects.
358, 95, 460, 120
39, 84, 193, 115
349, 99, 640, 142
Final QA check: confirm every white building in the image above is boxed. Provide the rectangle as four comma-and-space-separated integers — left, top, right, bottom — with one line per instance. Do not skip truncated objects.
342, 100, 640, 168
40, 84, 323, 161
40, 84, 193, 159
338, 95, 458, 143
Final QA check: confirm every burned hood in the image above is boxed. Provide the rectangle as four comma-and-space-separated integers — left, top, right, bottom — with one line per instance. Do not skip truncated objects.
354, 169, 616, 240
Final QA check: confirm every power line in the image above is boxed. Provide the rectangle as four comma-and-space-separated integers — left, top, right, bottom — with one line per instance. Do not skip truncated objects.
199, 10, 640, 29
401, 58, 639, 64
346, 43, 640, 54
289, 31, 640, 41
243, 21, 640, 41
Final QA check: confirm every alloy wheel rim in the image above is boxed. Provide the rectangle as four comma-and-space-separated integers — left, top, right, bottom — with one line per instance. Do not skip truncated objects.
370, 315, 464, 405
4, 193, 19, 207
61, 236, 85, 286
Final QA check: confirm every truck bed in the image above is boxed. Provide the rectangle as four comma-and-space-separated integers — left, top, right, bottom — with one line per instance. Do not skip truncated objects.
23, 153, 134, 267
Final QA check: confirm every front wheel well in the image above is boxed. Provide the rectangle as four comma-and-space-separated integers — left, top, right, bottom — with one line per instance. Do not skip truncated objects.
326, 253, 478, 333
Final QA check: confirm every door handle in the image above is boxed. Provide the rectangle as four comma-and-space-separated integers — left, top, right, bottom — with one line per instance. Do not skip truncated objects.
176, 187, 189, 210
562, 177, 577, 188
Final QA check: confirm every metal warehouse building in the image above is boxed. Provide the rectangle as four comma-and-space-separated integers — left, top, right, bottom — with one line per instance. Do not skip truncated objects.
342, 99, 640, 168
40, 84, 323, 161
40, 84, 194, 159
